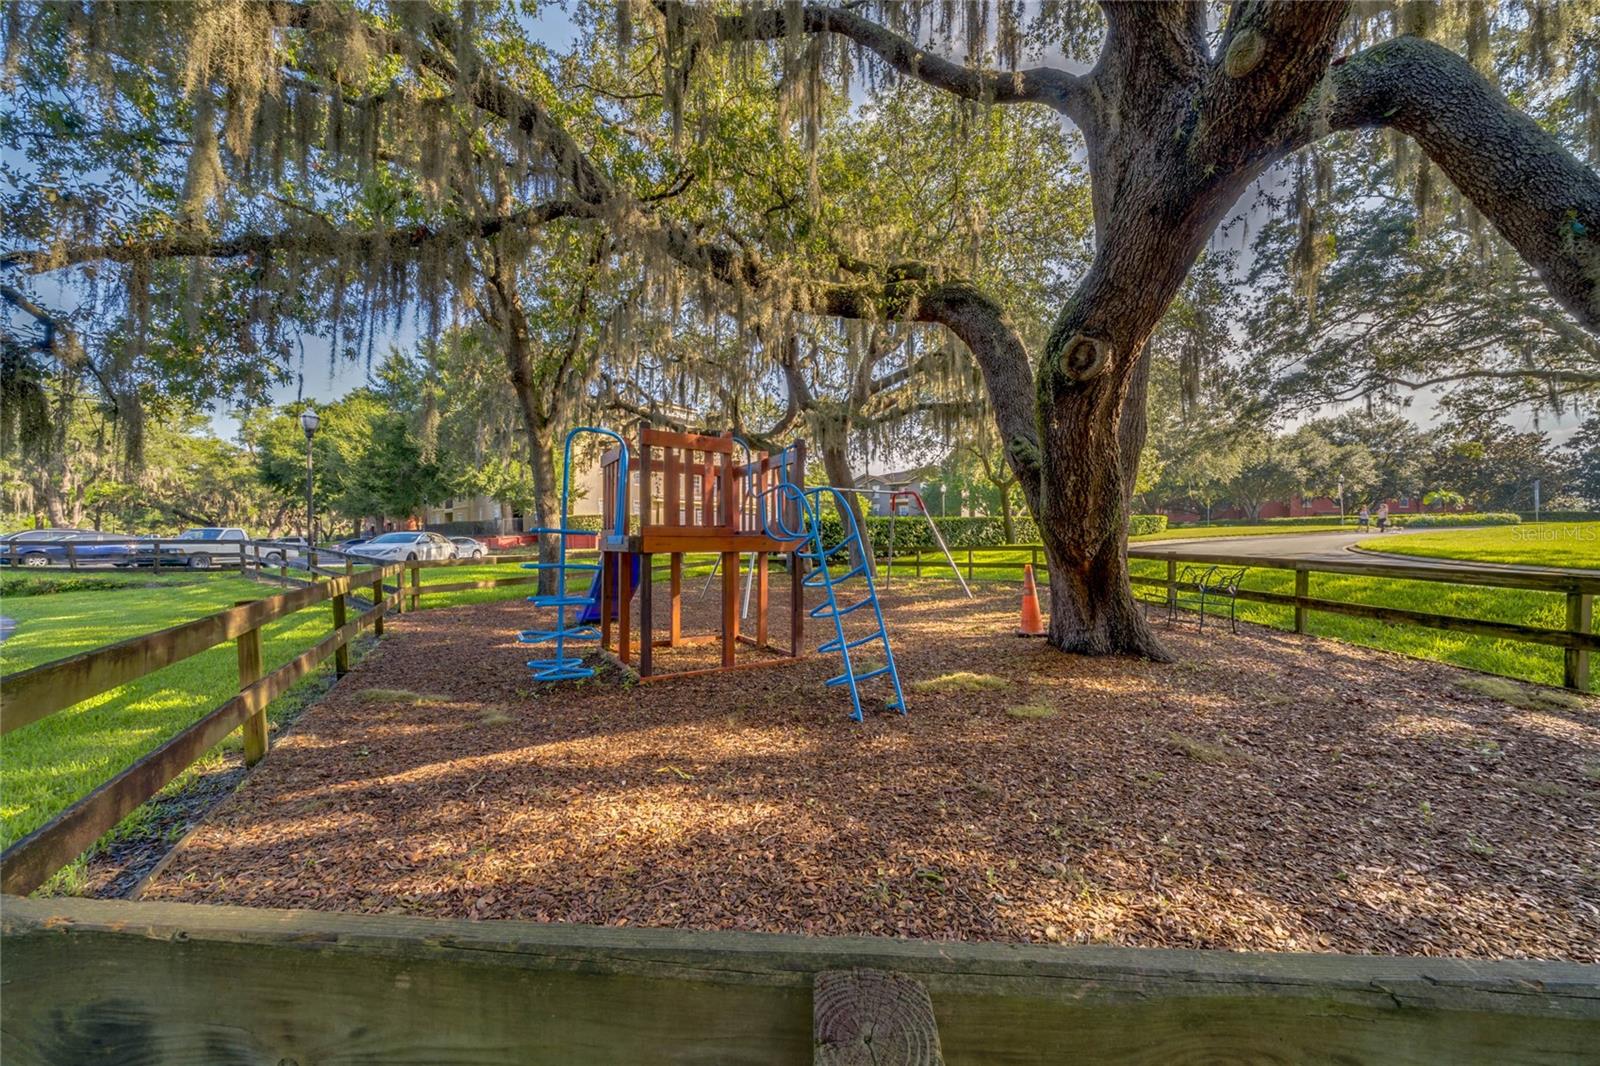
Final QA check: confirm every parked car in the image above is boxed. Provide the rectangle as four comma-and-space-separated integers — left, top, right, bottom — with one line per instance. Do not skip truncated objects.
252, 536, 308, 566
1, 529, 139, 567
162, 527, 251, 569
449, 536, 488, 559
353, 531, 456, 563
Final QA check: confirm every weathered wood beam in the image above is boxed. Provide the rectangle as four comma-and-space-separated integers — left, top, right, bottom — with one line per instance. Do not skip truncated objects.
2, 896, 1598, 1064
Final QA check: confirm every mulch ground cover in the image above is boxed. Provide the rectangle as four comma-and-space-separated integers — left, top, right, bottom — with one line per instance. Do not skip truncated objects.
143, 577, 1600, 962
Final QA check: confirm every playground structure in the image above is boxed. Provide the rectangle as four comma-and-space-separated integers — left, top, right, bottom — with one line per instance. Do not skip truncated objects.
519, 426, 906, 720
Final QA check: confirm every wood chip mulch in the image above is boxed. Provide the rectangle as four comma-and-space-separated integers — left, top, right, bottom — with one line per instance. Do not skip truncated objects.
142, 578, 1600, 962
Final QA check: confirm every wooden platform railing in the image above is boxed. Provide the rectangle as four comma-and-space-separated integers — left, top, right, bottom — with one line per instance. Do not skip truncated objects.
3, 896, 1597, 1064
0, 564, 403, 896
882, 542, 1598, 692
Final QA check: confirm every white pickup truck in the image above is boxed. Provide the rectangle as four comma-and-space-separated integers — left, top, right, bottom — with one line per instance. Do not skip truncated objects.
164, 527, 299, 568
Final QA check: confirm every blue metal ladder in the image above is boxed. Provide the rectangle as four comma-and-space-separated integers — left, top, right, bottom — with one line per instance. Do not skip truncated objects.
762, 452, 907, 721
517, 426, 629, 682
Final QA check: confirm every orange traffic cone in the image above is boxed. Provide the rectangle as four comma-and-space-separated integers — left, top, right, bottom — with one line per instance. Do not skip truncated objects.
1017, 564, 1046, 637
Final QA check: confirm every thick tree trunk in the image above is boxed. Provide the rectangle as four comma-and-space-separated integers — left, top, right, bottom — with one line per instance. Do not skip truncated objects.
1035, 367, 1170, 661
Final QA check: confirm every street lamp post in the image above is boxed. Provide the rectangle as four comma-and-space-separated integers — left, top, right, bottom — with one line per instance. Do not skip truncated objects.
1337, 474, 1345, 525
300, 409, 320, 568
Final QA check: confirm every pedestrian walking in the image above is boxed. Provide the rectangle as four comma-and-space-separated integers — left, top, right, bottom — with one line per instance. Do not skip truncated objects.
1376, 503, 1389, 533
1358, 504, 1370, 532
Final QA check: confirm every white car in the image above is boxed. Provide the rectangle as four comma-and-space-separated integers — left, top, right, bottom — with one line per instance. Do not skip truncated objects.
449, 536, 488, 559
355, 531, 456, 562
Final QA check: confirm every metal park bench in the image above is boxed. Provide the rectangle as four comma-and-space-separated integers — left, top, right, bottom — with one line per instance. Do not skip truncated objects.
1156, 563, 1250, 634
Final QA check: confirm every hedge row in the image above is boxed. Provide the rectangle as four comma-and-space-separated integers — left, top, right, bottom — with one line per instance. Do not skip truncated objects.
563, 511, 1169, 547
1260, 513, 1524, 528
1388, 512, 1520, 528
1517, 511, 1600, 522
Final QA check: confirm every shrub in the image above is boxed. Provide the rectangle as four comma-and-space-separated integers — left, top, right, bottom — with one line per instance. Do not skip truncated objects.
0, 573, 159, 597
1389, 512, 1520, 528
1128, 514, 1169, 536
1264, 515, 1359, 526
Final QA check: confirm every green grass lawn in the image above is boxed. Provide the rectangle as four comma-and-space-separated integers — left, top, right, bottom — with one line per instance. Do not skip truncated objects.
1, 573, 361, 868
1355, 522, 1600, 569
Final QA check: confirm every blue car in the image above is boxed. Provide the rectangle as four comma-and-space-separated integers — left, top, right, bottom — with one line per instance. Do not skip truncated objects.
0, 529, 141, 567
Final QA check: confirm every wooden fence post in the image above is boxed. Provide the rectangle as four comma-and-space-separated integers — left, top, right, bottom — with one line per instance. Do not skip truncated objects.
1294, 569, 1310, 634
332, 586, 349, 678
1566, 592, 1593, 691
372, 575, 386, 636
1166, 558, 1177, 612
410, 563, 421, 611
966, 547, 973, 581
235, 604, 267, 767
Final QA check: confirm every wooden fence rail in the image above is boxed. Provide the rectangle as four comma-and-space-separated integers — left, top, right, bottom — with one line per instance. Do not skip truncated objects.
3, 896, 1597, 1064
885, 542, 1597, 691
0, 564, 404, 896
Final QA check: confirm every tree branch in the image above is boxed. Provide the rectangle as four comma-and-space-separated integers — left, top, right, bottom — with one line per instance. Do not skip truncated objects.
1291, 35, 1600, 334
1377, 368, 1600, 389
688, 2, 1091, 123
3, 202, 584, 274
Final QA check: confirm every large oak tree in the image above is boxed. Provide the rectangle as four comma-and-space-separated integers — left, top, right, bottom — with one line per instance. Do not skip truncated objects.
5, 1, 1597, 660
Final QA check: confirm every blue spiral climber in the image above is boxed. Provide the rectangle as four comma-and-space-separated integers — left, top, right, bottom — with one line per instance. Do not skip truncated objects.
516, 426, 629, 681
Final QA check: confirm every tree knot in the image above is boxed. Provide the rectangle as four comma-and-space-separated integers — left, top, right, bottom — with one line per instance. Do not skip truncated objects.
1061, 333, 1112, 381
1223, 28, 1266, 79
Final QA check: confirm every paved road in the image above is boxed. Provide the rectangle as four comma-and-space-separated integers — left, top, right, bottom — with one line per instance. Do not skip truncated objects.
1132, 528, 1596, 578
1137, 529, 1428, 563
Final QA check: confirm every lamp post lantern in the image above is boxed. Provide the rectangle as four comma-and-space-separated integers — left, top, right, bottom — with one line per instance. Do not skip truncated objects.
300, 408, 320, 565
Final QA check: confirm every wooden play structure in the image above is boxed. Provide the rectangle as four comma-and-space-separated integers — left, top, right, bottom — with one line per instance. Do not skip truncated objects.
595, 430, 809, 681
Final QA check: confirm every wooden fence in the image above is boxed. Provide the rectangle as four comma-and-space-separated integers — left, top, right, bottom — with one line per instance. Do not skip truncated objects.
3, 895, 1597, 1064
885, 543, 1598, 692
0, 564, 403, 896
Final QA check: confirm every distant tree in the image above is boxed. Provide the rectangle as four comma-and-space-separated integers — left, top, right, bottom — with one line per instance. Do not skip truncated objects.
1563, 416, 1600, 508
1225, 432, 1304, 521
1285, 424, 1377, 509
1421, 427, 1569, 512
1310, 411, 1429, 506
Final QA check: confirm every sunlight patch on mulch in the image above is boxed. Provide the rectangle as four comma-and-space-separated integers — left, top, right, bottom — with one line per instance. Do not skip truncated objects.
143, 579, 1600, 961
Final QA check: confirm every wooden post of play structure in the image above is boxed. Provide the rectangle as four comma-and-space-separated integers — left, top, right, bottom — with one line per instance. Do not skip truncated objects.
600, 552, 614, 652
640, 553, 654, 677
756, 552, 769, 648
619, 555, 633, 666
720, 435, 738, 667
669, 555, 682, 646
